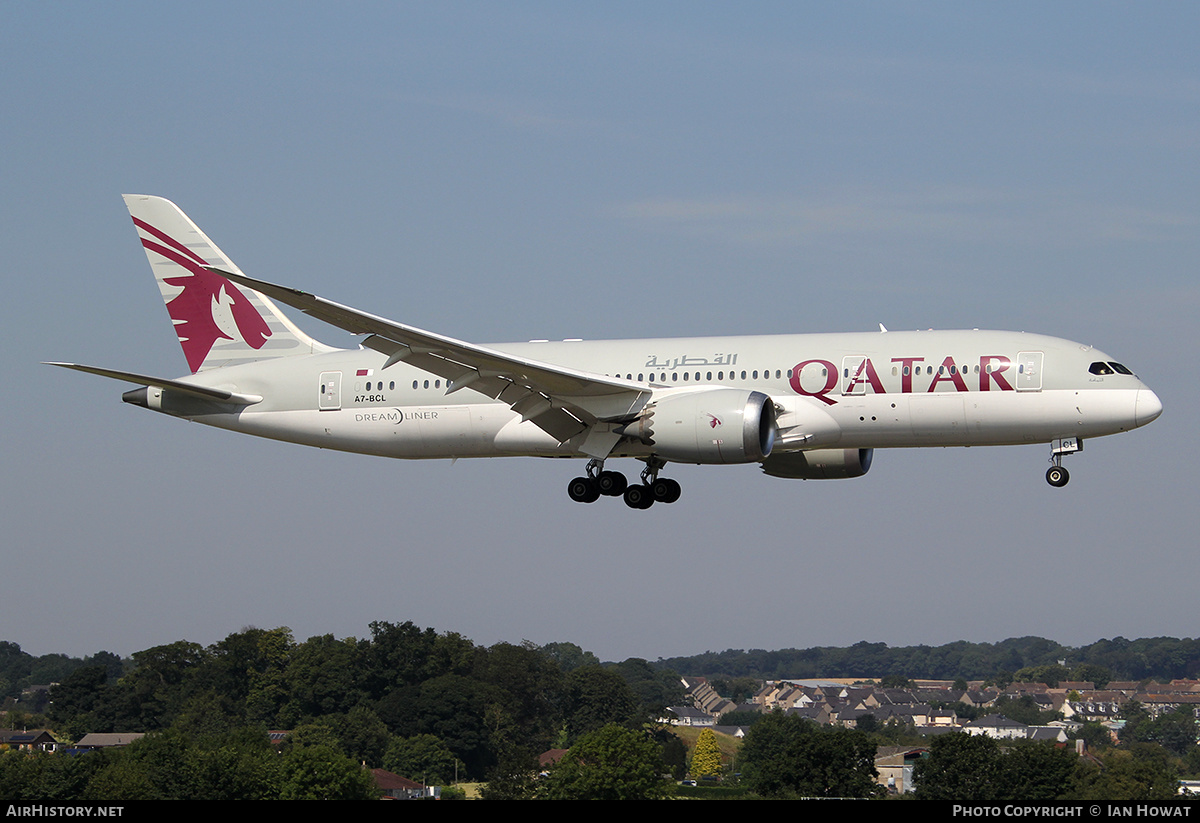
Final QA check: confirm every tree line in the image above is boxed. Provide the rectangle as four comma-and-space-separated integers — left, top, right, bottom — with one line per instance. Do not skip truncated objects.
2, 622, 685, 798
655, 635, 1200, 683
3, 627, 1199, 799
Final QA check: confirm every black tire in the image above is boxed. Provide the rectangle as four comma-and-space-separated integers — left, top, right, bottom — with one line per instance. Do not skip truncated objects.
652, 478, 681, 503
1046, 466, 1070, 488
597, 471, 627, 496
624, 484, 654, 509
568, 476, 600, 503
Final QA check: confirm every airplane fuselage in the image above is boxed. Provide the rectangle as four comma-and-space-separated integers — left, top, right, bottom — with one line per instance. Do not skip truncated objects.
127, 328, 1159, 462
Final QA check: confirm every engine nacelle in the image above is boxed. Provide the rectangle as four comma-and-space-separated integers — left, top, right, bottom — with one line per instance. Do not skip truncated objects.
761, 448, 874, 479
619, 388, 777, 464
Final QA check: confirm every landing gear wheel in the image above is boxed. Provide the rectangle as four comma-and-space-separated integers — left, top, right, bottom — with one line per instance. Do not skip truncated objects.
651, 477, 681, 504
597, 471, 627, 497
1046, 466, 1070, 488
568, 476, 600, 503
623, 484, 655, 509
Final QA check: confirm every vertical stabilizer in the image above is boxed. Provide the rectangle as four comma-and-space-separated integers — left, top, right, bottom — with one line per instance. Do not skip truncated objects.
123, 194, 332, 373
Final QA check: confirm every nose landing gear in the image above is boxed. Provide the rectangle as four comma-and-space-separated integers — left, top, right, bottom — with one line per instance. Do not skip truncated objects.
1045, 437, 1082, 487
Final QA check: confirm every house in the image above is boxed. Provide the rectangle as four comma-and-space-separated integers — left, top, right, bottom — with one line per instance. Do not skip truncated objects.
0, 729, 58, 752
667, 706, 715, 727
963, 715, 1029, 740
875, 747, 926, 794
73, 733, 145, 750
371, 769, 435, 800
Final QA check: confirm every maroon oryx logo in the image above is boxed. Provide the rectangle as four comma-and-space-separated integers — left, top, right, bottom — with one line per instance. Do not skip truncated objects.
133, 217, 271, 372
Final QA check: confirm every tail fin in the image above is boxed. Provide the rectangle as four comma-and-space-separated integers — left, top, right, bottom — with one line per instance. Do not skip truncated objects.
123, 194, 332, 373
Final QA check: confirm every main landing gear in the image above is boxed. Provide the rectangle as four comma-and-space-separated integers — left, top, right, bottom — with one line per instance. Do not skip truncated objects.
568, 457, 681, 509
1045, 437, 1082, 488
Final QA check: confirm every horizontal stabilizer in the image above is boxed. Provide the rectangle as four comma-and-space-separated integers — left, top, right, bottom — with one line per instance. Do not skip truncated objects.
44, 363, 262, 405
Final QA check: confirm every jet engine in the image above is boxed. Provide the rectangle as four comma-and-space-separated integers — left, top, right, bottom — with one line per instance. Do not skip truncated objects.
618, 388, 777, 464
761, 448, 874, 479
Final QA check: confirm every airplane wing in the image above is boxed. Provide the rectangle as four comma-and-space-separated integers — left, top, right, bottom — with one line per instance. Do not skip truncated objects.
210, 268, 651, 446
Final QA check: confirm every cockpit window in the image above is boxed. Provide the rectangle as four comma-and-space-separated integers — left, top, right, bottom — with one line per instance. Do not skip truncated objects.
1108, 362, 1133, 375
1089, 362, 1114, 375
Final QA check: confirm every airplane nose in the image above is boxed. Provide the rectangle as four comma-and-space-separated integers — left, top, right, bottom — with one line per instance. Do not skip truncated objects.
1136, 389, 1163, 427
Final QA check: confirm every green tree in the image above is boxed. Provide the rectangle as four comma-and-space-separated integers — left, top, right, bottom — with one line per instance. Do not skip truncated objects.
718, 709, 766, 728
1069, 721, 1115, 752
612, 658, 684, 719
474, 641, 563, 757
1013, 664, 1070, 688
279, 633, 364, 722
383, 734, 460, 785
539, 642, 600, 672
279, 745, 377, 800
539, 724, 668, 800
331, 705, 392, 767
990, 694, 1058, 726
1067, 748, 1180, 801
710, 676, 760, 703
738, 712, 880, 798
1118, 700, 1153, 745
689, 728, 722, 779
913, 732, 1002, 801
561, 666, 640, 741
998, 740, 1078, 801
410, 673, 494, 778
1144, 705, 1197, 757
479, 747, 539, 800
184, 727, 284, 800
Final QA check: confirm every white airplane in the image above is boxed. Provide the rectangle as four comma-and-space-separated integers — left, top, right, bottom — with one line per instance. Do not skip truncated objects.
50, 195, 1163, 509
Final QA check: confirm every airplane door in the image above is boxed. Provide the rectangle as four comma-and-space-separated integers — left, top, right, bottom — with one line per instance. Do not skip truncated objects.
1016, 351, 1043, 392
319, 371, 342, 410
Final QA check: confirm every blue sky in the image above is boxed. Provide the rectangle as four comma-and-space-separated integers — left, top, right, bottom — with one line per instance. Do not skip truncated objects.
3, 3, 1197, 662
